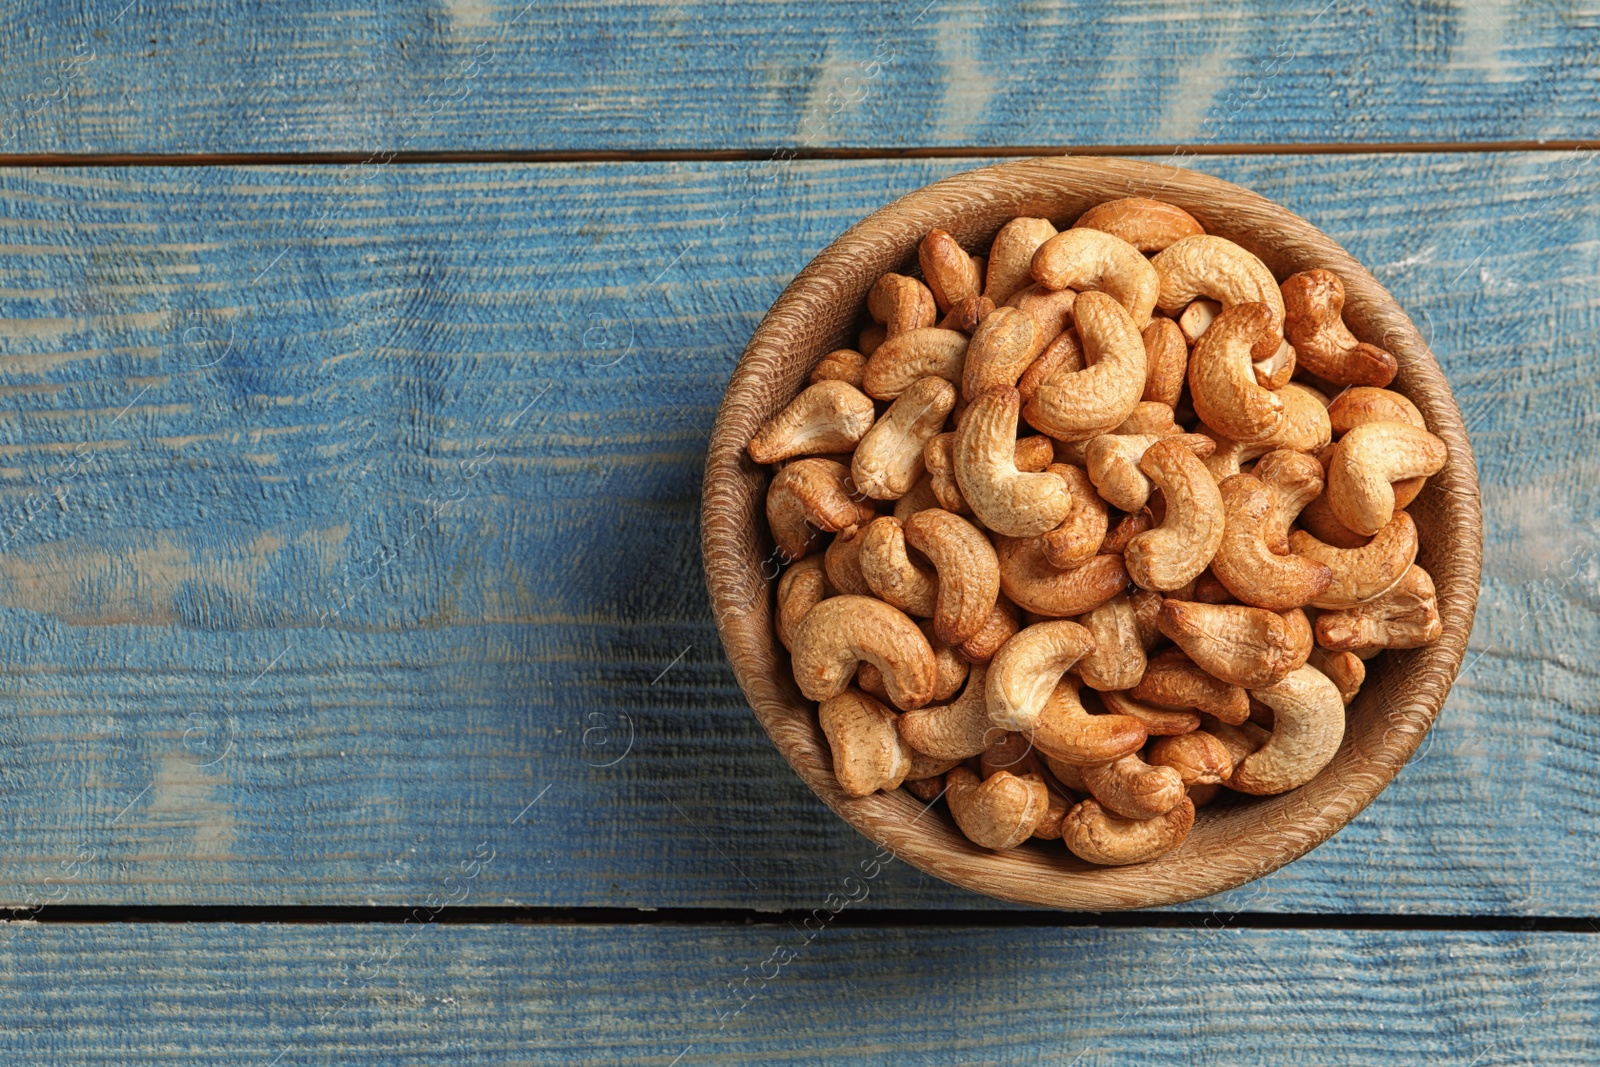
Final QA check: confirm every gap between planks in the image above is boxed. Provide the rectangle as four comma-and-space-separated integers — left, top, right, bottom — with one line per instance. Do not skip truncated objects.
0, 140, 1594, 168
2, 907, 1597, 933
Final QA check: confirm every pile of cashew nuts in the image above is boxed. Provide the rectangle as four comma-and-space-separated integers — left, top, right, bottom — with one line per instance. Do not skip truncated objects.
750, 197, 1447, 866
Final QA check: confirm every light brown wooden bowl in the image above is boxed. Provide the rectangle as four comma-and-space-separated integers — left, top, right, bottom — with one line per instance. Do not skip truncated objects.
701, 157, 1481, 909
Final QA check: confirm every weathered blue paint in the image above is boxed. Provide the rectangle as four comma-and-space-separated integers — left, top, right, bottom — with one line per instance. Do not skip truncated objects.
0, 152, 1592, 913
0, 2, 1593, 153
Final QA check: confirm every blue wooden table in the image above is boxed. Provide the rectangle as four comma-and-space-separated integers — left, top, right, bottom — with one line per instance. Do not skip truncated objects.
0, 1, 1596, 1061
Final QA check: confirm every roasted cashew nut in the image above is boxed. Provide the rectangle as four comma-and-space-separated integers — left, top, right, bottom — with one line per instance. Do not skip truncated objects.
904, 508, 1002, 645
1018, 326, 1083, 400
1253, 449, 1325, 554
1157, 599, 1301, 689
945, 766, 1050, 850
1289, 511, 1419, 609
1314, 564, 1442, 650
810, 348, 868, 389
1041, 463, 1109, 569
1152, 234, 1285, 330
776, 554, 829, 651
1080, 752, 1186, 820
1061, 796, 1195, 866
748, 380, 878, 464
1099, 689, 1200, 736
867, 272, 938, 338
1146, 731, 1236, 786
1230, 665, 1346, 795
1308, 646, 1366, 705
851, 375, 956, 500
1086, 432, 1215, 513
1178, 298, 1220, 345
1021, 290, 1149, 441
861, 328, 969, 400
1124, 438, 1226, 592
961, 305, 1047, 404
1280, 268, 1398, 387
1186, 302, 1286, 445
892, 471, 941, 522
824, 522, 874, 597
1029, 675, 1147, 765
985, 620, 1097, 731
1030, 227, 1159, 326
1210, 473, 1334, 611
954, 386, 1073, 537
858, 516, 938, 617
898, 663, 997, 760
1325, 421, 1448, 536
958, 595, 1021, 664
919, 229, 982, 313
1131, 647, 1250, 724
1141, 317, 1188, 407
818, 688, 913, 796
1072, 593, 1147, 692
766, 458, 876, 562
1072, 196, 1205, 253
1327, 387, 1428, 507
790, 595, 938, 709
995, 536, 1130, 618
983, 217, 1060, 305
1006, 283, 1078, 339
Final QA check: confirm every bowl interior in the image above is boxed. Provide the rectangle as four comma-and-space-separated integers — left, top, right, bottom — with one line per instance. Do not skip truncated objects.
701, 157, 1481, 909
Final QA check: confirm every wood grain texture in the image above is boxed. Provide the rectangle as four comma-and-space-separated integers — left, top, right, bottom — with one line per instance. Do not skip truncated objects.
0, 922, 1595, 1063
703, 156, 1480, 909
0, 1, 1597, 153
0, 153, 1590, 911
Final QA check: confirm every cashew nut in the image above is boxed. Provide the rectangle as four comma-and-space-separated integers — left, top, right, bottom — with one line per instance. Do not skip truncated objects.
1087, 432, 1216, 513
1006, 283, 1078, 339
1022, 290, 1149, 441
1157, 599, 1301, 689
985, 620, 1097, 731
867, 272, 938, 338
858, 323, 887, 357
892, 471, 942, 522
905, 748, 960, 783
945, 766, 1050, 850
1041, 463, 1109, 569
1061, 796, 1195, 865
954, 386, 1073, 537
767, 458, 877, 562
1017, 327, 1083, 400
958, 595, 1021, 664
919, 229, 982, 313
1124, 438, 1226, 592
904, 773, 946, 801
1210, 473, 1334, 610
1147, 731, 1237, 786
1072, 593, 1147, 691
1308, 646, 1366, 705
1102, 509, 1154, 556
1132, 647, 1250, 723
861, 328, 969, 400
1230, 665, 1346, 795
1030, 675, 1148, 765
1141, 318, 1188, 407
1253, 449, 1326, 554
1072, 196, 1205, 253
809, 348, 868, 389
858, 516, 938, 617
864, 618, 969, 706
1254, 340, 1296, 390
1128, 587, 1165, 649
1265, 381, 1333, 453
748, 380, 878, 465
1289, 511, 1419, 608
790, 595, 938, 709
962, 305, 1047, 403
904, 508, 1002, 645
898, 663, 998, 760
852, 375, 956, 500
1327, 387, 1428, 508
1080, 752, 1186, 819
1281, 268, 1398, 387
936, 294, 995, 334
1113, 401, 1180, 437
1178, 298, 1220, 346
1031, 227, 1159, 326
1325, 421, 1448, 536
1031, 783, 1074, 840
1099, 688, 1200, 735
824, 523, 874, 597
776, 554, 829, 651
818, 688, 914, 796
926, 432, 1052, 516
980, 730, 1047, 781
1186, 302, 1286, 445
1152, 234, 1285, 329
984, 217, 1060, 305
1314, 564, 1442, 650
996, 536, 1130, 618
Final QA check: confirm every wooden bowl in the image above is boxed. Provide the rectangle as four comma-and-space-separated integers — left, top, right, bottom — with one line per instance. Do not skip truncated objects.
701, 157, 1481, 909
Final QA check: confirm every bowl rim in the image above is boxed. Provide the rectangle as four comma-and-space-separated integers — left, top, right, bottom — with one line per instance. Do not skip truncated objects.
701, 156, 1482, 910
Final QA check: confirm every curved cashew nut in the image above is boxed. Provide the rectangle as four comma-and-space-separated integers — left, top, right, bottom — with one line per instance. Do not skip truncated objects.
1281, 269, 1398, 387
1141, 317, 1188, 406
1210, 474, 1334, 610
926, 433, 1053, 515
852, 375, 956, 500
1264, 381, 1333, 453
1315, 564, 1442, 650
1254, 339, 1296, 390
1157, 599, 1300, 688
1061, 796, 1195, 866
1031, 784, 1074, 841
958, 595, 1021, 664
1131, 648, 1250, 723
861, 328, 969, 400
1147, 731, 1236, 786
1080, 752, 1186, 820
810, 348, 868, 389
748, 380, 878, 465
936, 294, 995, 334
954, 387, 1073, 537
1030, 228, 1159, 326
1041, 463, 1109, 569
1186, 302, 1286, 445
1103, 510, 1155, 557
985, 620, 1096, 731
1308, 646, 1366, 705
767, 458, 876, 562
824, 523, 874, 597
945, 766, 1050, 850
1072, 593, 1147, 691
1022, 290, 1149, 442
790, 595, 938, 709
858, 516, 938, 617
861, 621, 968, 705
1113, 401, 1180, 437
818, 688, 913, 796
898, 663, 997, 760
1325, 421, 1448, 536
962, 306, 1047, 403
1030, 675, 1148, 765
1152, 234, 1285, 330
1100, 689, 1200, 736
984, 217, 1059, 305
776, 554, 829, 651
996, 536, 1130, 618
1072, 196, 1205, 253
1124, 438, 1226, 592
1006, 283, 1078, 339
1086, 432, 1215, 513
1231, 665, 1346, 795
1289, 511, 1419, 608
1327, 387, 1427, 508
1253, 449, 1325, 554
1017, 326, 1083, 400
1128, 587, 1165, 648
892, 471, 941, 523
903, 508, 1002, 645
867, 272, 938, 338
919, 229, 982, 313
1197, 427, 1273, 483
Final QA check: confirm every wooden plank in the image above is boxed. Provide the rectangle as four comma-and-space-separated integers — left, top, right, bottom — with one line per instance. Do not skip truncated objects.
0, 922, 1596, 1062
0, 152, 1593, 911
1, 1, 1597, 154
